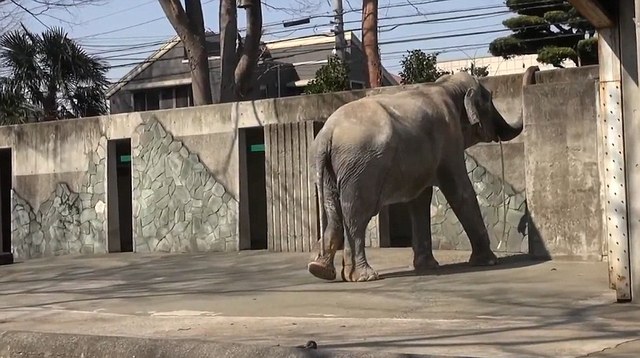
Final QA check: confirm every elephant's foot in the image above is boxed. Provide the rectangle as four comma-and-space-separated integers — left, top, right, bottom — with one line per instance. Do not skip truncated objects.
469, 249, 498, 266
413, 255, 440, 273
308, 255, 337, 281
341, 261, 380, 282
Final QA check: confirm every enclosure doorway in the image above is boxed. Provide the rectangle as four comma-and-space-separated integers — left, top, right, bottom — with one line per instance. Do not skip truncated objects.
107, 139, 133, 253
245, 127, 268, 250
0, 148, 12, 261
387, 203, 412, 247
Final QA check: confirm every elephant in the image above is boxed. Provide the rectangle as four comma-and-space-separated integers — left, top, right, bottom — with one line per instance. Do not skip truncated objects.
307, 66, 539, 282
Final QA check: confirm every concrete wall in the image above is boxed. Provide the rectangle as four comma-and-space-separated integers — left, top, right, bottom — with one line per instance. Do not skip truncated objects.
524, 79, 603, 260
0, 65, 604, 262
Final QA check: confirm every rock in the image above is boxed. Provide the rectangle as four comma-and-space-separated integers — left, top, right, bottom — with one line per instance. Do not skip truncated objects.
212, 182, 225, 197
31, 231, 44, 245
194, 186, 204, 200
472, 166, 486, 181
174, 185, 190, 204
95, 201, 105, 216
218, 224, 232, 239
210, 237, 225, 251
465, 156, 477, 173
80, 209, 96, 223
69, 240, 82, 253
166, 152, 183, 174
196, 238, 210, 251
217, 203, 228, 218
168, 141, 182, 152
142, 222, 157, 237
80, 244, 94, 254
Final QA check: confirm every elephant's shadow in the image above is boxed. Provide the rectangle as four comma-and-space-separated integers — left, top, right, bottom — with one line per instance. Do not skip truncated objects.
379, 253, 545, 279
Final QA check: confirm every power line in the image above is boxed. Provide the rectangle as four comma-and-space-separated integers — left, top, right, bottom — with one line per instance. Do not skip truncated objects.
75, 0, 157, 26
77, 0, 555, 57
76, 0, 463, 41
96, 1, 563, 63
103, 26, 585, 90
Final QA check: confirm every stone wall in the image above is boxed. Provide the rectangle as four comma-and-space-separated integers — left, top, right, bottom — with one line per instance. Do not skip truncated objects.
10, 138, 107, 260
429, 153, 527, 253
131, 118, 239, 253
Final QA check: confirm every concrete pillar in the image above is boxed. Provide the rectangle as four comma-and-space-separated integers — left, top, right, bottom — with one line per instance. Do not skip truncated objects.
597, 0, 640, 302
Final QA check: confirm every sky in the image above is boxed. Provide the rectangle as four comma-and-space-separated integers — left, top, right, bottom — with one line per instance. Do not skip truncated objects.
8, 0, 515, 82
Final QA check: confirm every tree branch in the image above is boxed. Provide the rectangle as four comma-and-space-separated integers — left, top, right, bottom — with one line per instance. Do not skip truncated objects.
158, 0, 212, 105
234, 0, 262, 98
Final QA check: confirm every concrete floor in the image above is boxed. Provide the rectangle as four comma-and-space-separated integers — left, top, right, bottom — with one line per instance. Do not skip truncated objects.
0, 248, 639, 357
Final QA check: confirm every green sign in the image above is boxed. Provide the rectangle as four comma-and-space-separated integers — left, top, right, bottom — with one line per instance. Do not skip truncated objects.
250, 144, 265, 153
119, 155, 131, 163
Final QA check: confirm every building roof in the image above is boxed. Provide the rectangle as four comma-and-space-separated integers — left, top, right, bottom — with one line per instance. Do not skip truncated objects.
106, 31, 398, 98
106, 35, 180, 98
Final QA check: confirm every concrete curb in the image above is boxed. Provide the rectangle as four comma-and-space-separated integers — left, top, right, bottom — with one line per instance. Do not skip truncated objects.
0, 330, 464, 358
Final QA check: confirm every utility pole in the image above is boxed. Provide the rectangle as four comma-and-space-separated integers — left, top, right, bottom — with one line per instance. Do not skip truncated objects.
362, 0, 381, 88
332, 0, 347, 61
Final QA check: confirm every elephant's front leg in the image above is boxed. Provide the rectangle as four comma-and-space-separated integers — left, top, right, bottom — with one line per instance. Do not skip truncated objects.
438, 162, 498, 266
408, 187, 440, 272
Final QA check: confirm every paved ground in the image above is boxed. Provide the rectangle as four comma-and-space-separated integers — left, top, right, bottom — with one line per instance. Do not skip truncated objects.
0, 248, 639, 357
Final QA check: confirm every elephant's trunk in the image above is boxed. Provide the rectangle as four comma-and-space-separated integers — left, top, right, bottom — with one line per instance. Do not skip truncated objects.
494, 66, 539, 141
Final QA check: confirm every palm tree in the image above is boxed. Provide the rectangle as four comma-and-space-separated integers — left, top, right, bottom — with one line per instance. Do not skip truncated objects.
0, 26, 109, 125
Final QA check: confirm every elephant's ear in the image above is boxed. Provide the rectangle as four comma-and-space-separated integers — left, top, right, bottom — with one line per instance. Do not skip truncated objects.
464, 88, 481, 126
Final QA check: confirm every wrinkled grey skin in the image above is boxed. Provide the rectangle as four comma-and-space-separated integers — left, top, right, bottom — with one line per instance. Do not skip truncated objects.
307, 66, 539, 282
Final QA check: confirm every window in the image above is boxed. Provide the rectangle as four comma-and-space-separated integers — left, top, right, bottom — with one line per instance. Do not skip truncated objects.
350, 81, 365, 90
160, 87, 174, 109
131, 89, 160, 112
175, 85, 190, 108
145, 90, 160, 111
131, 86, 194, 112
133, 92, 146, 112
259, 85, 269, 99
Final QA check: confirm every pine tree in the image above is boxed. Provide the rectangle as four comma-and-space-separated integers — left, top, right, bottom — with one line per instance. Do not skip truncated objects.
489, 0, 597, 67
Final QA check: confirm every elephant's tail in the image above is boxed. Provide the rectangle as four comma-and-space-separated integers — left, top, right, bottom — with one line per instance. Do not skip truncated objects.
315, 135, 331, 257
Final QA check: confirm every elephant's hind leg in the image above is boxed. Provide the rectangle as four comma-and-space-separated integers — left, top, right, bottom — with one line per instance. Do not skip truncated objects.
308, 178, 344, 280
437, 159, 498, 266
340, 187, 380, 282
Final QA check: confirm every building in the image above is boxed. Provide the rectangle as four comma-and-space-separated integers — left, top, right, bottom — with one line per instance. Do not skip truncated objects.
107, 32, 398, 113
437, 54, 577, 77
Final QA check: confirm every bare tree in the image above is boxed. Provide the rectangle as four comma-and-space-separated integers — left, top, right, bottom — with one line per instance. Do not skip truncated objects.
362, 0, 381, 88
261, 0, 322, 15
0, 0, 105, 33
219, 0, 263, 103
158, 0, 213, 106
